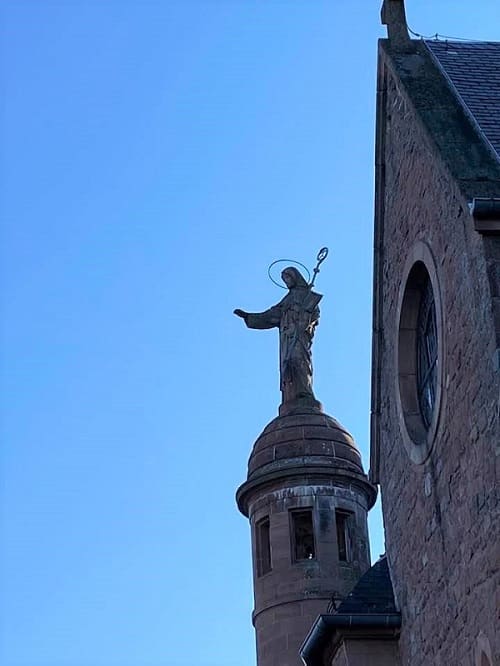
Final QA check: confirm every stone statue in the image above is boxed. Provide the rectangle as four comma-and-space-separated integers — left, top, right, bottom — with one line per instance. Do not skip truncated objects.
234, 266, 322, 413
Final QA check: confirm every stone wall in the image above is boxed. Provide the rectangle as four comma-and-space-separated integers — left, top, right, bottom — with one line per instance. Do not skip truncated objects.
331, 644, 348, 666
483, 235, 500, 386
375, 51, 500, 665
342, 639, 400, 665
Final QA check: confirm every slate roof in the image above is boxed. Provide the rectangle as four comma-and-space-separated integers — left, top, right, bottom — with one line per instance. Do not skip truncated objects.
425, 40, 500, 160
335, 555, 397, 615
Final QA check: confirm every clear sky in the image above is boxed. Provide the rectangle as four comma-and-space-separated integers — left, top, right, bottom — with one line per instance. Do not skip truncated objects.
1, 2, 499, 665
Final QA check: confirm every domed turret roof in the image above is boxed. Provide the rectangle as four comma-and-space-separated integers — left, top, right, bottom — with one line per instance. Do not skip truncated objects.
236, 407, 377, 517
247, 409, 364, 480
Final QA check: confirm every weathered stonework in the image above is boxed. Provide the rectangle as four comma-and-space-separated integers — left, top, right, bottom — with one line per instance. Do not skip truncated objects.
237, 410, 376, 666
372, 38, 500, 666
335, 640, 400, 666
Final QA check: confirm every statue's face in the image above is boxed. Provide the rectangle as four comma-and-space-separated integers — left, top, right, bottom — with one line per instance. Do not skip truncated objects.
282, 270, 295, 288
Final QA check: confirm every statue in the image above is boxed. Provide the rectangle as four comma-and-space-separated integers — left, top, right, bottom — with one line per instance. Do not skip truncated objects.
234, 265, 323, 413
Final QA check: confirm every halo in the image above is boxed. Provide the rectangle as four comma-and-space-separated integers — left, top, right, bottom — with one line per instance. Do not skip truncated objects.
267, 259, 311, 289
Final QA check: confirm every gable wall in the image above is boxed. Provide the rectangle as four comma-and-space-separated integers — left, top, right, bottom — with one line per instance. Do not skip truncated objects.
374, 48, 500, 665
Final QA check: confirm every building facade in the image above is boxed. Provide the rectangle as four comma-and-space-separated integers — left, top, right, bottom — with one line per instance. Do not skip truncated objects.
369, 27, 500, 666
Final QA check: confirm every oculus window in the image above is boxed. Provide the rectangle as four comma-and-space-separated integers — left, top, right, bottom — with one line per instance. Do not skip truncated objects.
396, 243, 443, 465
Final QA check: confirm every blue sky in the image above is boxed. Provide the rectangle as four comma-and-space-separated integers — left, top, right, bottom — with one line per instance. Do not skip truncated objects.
2, 2, 499, 665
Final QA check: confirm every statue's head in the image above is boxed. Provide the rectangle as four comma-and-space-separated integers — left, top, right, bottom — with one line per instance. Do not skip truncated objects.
281, 267, 309, 289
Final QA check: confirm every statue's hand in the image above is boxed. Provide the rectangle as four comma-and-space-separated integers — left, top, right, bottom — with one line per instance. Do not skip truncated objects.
234, 309, 247, 319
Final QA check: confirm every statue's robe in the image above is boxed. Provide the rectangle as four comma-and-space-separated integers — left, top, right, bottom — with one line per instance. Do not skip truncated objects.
244, 287, 322, 405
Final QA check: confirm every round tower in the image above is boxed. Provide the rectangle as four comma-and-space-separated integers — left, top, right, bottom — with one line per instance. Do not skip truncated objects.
236, 405, 376, 666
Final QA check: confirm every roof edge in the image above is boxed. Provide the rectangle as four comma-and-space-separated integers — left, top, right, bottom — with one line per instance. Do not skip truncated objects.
300, 613, 401, 666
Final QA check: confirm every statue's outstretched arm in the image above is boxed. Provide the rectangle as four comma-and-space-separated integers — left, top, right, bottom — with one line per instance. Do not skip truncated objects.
234, 305, 281, 330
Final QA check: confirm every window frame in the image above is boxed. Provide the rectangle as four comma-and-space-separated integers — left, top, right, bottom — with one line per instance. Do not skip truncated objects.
255, 516, 272, 577
335, 509, 353, 563
290, 509, 316, 563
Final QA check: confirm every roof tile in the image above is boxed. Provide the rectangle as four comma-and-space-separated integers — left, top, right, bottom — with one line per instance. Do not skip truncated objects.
335, 555, 397, 615
425, 40, 500, 159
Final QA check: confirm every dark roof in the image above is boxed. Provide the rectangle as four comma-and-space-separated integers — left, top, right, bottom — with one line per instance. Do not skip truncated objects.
336, 555, 397, 614
300, 557, 400, 665
425, 40, 500, 160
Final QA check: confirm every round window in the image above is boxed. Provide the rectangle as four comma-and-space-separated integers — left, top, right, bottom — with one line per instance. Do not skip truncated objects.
396, 243, 443, 464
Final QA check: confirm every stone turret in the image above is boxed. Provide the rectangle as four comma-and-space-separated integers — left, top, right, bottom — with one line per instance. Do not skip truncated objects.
236, 406, 376, 665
